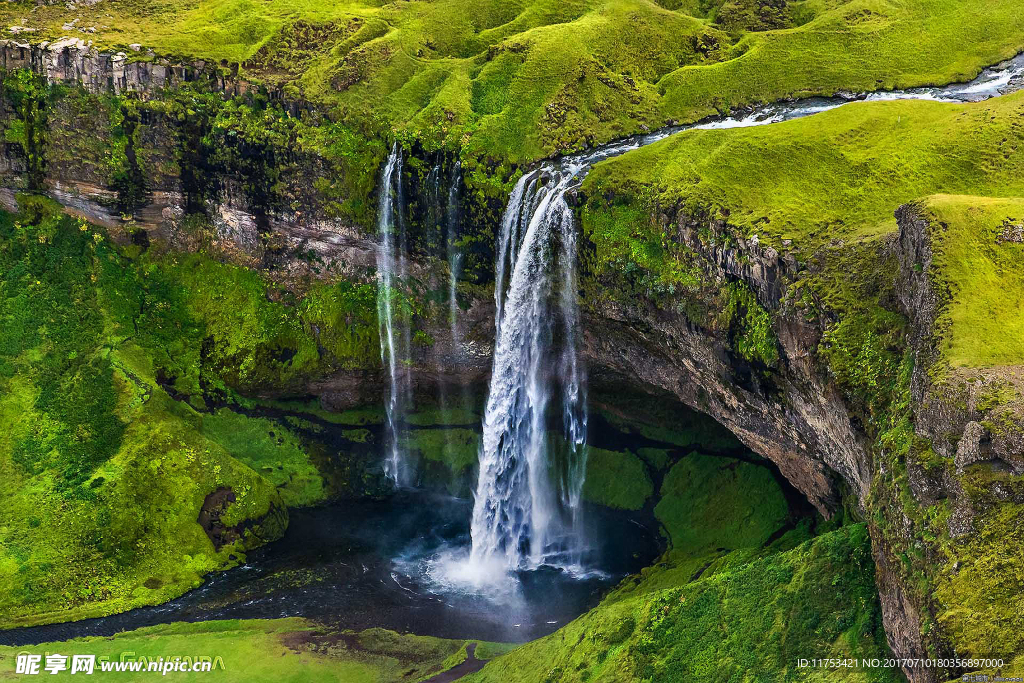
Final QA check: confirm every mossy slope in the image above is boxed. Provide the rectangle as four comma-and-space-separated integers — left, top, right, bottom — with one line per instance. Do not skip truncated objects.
467, 525, 898, 682
0, 203, 356, 627
914, 194, 1024, 370
584, 91, 1024, 261
578, 80, 1024, 674
0, 618, 515, 682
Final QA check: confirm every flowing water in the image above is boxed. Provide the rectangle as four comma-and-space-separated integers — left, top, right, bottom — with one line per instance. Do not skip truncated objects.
442, 162, 476, 463
468, 165, 590, 575
446, 161, 463, 356
458, 51, 1024, 581
0, 491, 661, 647
376, 144, 413, 486
11, 54, 1019, 649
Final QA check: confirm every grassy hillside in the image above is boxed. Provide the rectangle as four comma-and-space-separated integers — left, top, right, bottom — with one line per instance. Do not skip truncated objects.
0, 198, 376, 627
0, 0, 1021, 162
466, 524, 899, 682
0, 619, 516, 682
584, 91, 1024, 264
915, 195, 1024, 369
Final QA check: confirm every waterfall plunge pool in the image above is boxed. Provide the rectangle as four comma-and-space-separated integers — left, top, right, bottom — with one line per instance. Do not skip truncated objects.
1, 489, 662, 647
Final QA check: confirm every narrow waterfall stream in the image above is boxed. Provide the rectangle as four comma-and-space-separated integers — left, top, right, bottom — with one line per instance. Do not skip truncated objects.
378, 50, 1024, 591
376, 143, 413, 486
446, 161, 463, 356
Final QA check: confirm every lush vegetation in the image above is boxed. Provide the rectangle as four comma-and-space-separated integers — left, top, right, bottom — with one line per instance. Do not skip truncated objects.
0, 202, 292, 627
1, 0, 1022, 164
0, 1, 1022, 678
654, 452, 789, 551
915, 195, 1024, 369
584, 91, 1024, 259
579, 75, 1024, 674
469, 524, 899, 682
0, 619, 516, 682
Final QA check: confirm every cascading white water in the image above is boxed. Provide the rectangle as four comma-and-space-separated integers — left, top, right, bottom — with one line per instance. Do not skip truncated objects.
439, 160, 474, 460
377, 144, 413, 486
469, 161, 591, 572
443, 51, 1024, 584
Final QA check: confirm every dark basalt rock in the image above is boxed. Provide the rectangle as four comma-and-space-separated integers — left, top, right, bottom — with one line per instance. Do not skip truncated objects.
198, 486, 288, 551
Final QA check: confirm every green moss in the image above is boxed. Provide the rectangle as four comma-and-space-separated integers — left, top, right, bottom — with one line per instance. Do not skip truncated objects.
654, 453, 789, 551
585, 92, 1024, 257
467, 525, 899, 683
0, 206, 300, 628
933, 503, 1024, 658
917, 195, 1024, 369
0, 619, 507, 682
582, 447, 653, 510
594, 404, 742, 453
4, 0, 1023, 167
298, 280, 380, 367
723, 280, 779, 367
1, 70, 58, 191
201, 408, 325, 507
635, 447, 671, 471
402, 428, 480, 473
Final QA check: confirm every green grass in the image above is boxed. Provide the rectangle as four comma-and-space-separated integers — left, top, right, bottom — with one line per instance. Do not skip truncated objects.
658, 0, 1024, 125
582, 447, 653, 510
201, 408, 326, 507
0, 206, 293, 628
585, 92, 1024, 270
0, 619, 512, 682
933, 502, 1024, 659
593, 403, 742, 452
915, 195, 1024, 369
1, 0, 1022, 164
654, 453, 790, 551
466, 524, 900, 682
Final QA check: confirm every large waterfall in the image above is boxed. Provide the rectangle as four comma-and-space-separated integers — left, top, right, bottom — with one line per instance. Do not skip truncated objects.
469, 161, 590, 572
416, 51, 1024, 583
377, 144, 413, 486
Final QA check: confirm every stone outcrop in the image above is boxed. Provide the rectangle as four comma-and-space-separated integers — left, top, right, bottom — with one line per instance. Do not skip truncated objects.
896, 203, 1024, 476
0, 36, 269, 98
582, 209, 871, 517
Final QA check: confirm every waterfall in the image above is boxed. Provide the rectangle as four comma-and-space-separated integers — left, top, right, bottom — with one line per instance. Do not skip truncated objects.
447, 161, 463, 346
377, 143, 412, 486
469, 161, 590, 571
440, 160, 473, 460
441, 50, 1024, 581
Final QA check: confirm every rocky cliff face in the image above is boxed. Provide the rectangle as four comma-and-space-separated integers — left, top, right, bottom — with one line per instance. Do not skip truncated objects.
581, 211, 871, 517
873, 202, 1024, 681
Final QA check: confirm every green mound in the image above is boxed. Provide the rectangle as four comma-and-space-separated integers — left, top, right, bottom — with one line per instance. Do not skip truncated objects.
582, 447, 653, 511
201, 408, 326, 507
0, 206, 293, 627
655, 453, 790, 551
584, 91, 1024, 264
466, 524, 899, 683
0, 618, 516, 682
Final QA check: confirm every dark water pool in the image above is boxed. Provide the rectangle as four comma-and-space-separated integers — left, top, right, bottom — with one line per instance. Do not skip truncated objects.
1, 490, 662, 646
